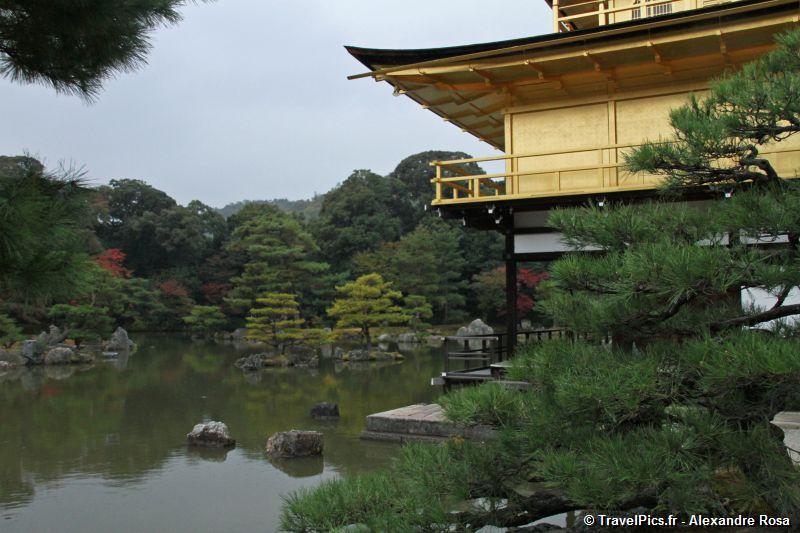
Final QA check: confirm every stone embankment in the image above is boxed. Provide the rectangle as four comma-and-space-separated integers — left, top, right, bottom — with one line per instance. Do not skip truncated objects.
0, 326, 134, 370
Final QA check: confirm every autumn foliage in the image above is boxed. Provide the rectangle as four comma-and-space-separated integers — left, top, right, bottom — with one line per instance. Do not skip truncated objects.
96, 248, 131, 278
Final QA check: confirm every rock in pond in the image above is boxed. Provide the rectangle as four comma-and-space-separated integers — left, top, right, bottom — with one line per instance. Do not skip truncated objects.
106, 327, 134, 353
310, 402, 340, 420
266, 430, 323, 458
187, 421, 236, 448
287, 345, 319, 368
235, 351, 314, 371
456, 318, 494, 338
377, 333, 395, 343
426, 335, 445, 347
0, 348, 23, 367
397, 332, 421, 343
230, 327, 248, 340
234, 353, 265, 371
21, 339, 42, 364
456, 319, 495, 350
40, 325, 68, 346
43, 346, 76, 365
337, 349, 403, 362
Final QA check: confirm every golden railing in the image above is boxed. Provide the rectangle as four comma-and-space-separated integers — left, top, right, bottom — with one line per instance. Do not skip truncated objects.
430, 141, 651, 205
430, 143, 800, 205
553, 0, 702, 32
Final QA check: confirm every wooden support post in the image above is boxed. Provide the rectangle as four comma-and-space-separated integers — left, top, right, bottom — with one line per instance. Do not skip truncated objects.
505, 223, 518, 357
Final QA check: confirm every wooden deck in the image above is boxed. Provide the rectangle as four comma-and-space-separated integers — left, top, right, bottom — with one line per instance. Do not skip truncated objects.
437, 329, 568, 388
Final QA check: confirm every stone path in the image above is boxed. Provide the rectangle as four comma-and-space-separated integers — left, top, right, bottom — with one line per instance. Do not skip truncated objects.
361, 403, 494, 443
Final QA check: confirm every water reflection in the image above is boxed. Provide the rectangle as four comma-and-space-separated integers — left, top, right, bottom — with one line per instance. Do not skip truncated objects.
268, 456, 324, 478
0, 334, 443, 531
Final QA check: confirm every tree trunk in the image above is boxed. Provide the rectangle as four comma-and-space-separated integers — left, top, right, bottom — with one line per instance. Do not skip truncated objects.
364, 327, 371, 352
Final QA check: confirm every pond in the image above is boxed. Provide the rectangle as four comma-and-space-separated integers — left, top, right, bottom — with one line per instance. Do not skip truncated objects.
0, 335, 443, 532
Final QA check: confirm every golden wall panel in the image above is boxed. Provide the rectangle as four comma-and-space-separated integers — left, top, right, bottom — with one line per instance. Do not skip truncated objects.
512, 103, 609, 193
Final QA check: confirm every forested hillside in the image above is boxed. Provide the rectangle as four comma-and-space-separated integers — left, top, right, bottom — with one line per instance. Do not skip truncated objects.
0, 151, 546, 340
216, 195, 325, 220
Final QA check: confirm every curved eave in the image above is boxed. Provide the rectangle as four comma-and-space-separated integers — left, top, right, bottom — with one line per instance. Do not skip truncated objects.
345, 0, 797, 151
345, 0, 779, 72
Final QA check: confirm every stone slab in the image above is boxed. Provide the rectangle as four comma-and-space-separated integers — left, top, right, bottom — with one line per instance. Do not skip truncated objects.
362, 403, 495, 443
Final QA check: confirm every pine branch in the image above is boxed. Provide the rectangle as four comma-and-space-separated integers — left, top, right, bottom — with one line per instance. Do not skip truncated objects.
711, 303, 800, 331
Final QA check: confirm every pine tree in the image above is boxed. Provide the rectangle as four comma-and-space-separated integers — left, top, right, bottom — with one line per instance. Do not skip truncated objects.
327, 274, 409, 351
403, 295, 432, 332
353, 217, 468, 322
0, 313, 23, 348
225, 205, 328, 317
246, 293, 306, 354
182, 306, 228, 335
0, 157, 95, 318
0, 1, 205, 99
48, 304, 114, 346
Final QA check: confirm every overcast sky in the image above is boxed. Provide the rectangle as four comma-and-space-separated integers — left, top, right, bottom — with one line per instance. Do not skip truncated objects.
0, 1, 551, 207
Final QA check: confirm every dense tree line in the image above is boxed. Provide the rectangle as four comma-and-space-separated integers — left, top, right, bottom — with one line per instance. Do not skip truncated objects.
0, 150, 548, 339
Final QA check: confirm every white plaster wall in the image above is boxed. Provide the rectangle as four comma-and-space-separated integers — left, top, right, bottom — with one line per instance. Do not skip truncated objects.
741, 286, 800, 329
514, 232, 601, 254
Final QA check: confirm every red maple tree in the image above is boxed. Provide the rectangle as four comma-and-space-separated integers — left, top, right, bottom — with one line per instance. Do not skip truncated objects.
96, 248, 132, 278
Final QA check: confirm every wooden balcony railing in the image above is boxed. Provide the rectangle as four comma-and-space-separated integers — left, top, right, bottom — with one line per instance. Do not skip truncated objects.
553, 0, 706, 32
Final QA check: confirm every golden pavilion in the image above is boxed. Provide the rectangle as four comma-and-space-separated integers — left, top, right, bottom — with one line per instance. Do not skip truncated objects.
346, 0, 800, 355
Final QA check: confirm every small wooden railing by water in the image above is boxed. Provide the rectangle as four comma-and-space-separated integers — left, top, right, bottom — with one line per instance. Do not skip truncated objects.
443, 329, 569, 377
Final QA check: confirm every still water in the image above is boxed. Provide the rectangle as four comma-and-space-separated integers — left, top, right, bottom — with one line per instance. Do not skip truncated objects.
0, 335, 442, 532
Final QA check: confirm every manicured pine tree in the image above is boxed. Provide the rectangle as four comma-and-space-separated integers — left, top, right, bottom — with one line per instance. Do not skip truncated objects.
353, 217, 468, 323
327, 274, 409, 351
246, 293, 306, 354
403, 295, 433, 332
182, 306, 228, 335
47, 304, 114, 347
225, 205, 328, 317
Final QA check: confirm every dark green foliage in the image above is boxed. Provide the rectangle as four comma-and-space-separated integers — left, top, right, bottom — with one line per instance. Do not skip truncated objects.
216, 196, 324, 220
48, 303, 113, 345
546, 187, 800, 341
353, 217, 469, 323
327, 273, 409, 350
404, 294, 433, 331
224, 204, 329, 317
0, 157, 95, 317
389, 150, 484, 221
0, 313, 23, 347
95, 180, 227, 279
246, 293, 306, 353
499, 335, 800, 514
439, 382, 525, 427
182, 305, 227, 334
281, 441, 501, 532
312, 169, 413, 272
0, 1, 203, 99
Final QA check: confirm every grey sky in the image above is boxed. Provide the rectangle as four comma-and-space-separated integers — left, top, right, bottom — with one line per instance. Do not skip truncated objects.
0, 1, 551, 207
